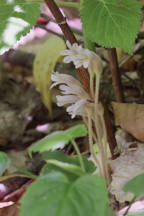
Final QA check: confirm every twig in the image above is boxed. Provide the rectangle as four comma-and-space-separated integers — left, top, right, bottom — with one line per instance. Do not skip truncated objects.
108, 48, 124, 102
35, 24, 64, 39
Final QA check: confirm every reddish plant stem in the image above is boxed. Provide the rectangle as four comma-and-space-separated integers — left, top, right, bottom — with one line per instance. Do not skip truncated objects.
102, 100, 117, 159
108, 48, 124, 102
44, 0, 117, 158
44, 0, 90, 93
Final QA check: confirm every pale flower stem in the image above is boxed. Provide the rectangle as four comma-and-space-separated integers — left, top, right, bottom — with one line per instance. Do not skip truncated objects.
94, 113, 107, 179
94, 75, 109, 181
90, 73, 94, 98
99, 112, 111, 184
87, 110, 102, 176
95, 75, 101, 105
83, 117, 98, 145
71, 138, 86, 172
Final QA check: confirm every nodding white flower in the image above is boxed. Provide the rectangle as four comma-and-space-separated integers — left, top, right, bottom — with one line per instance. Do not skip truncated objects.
51, 72, 93, 118
61, 40, 91, 69
88, 52, 103, 76
61, 41, 103, 75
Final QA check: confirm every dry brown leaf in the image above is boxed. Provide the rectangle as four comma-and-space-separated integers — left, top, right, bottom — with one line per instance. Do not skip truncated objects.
109, 144, 144, 202
112, 102, 144, 141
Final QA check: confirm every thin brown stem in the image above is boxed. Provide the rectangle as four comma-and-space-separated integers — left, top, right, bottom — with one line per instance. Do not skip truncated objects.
101, 98, 117, 159
44, 0, 90, 93
108, 48, 124, 102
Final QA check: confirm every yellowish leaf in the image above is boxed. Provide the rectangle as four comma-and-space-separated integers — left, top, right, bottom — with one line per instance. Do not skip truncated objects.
33, 36, 66, 117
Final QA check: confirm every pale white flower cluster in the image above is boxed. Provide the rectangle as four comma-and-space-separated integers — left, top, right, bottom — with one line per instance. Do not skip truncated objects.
51, 72, 93, 119
109, 144, 144, 202
51, 40, 103, 119
61, 41, 91, 69
61, 40, 103, 75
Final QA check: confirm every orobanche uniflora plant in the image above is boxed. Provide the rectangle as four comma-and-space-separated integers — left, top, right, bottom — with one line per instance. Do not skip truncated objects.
51, 41, 110, 183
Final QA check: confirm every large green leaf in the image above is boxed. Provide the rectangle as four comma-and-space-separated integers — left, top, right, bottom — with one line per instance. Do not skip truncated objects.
0, 0, 40, 48
0, 152, 10, 176
20, 172, 109, 216
29, 124, 87, 155
81, 0, 142, 54
123, 173, 144, 197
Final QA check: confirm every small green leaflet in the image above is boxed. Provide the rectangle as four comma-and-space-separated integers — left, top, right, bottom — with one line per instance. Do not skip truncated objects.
126, 212, 144, 216
0, 152, 10, 176
47, 160, 85, 176
29, 124, 87, 155
42, 150, 96, 173
20, 172, 109, 216
123, 173, 144, 197
81, 0, 142, 54
41, 150, 96, 181
0, 0, 40, 49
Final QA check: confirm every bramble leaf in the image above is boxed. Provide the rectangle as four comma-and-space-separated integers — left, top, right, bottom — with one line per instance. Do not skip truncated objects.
0, 0, 40, 49
81, 0, 142, 54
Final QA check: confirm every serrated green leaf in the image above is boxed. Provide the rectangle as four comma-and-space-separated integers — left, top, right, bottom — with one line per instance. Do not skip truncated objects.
28, 124, 87, 156
20, 172, 109, 216
0, 152, 10, 176
81, 0, 142, 54
0, 0, 40, 48
42, 150, 96, 174
33, 36, 66, 116
123, 173, 144, 197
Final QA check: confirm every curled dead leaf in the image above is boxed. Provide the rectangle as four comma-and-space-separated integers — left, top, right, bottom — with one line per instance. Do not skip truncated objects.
112, 102, 144, 142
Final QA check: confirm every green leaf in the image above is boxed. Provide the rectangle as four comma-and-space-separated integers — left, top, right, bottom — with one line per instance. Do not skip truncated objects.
41, 163, 78, 181
65, 124, 88, 140
81, 0, 142, 54
33, 36, 66, 116
123, 173, 144, 197
0, 152, 10, 176
28, 124, 87, 156
20, 172, 109, 216
29, 130, 68, 156
41, 150, 96, 181
0, 0, 40, 48
47, 159, 85, 176
127, 211, 144, 216
42, 150, 96, 173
